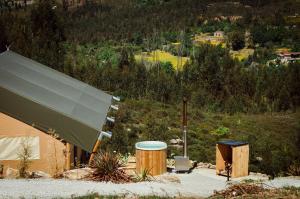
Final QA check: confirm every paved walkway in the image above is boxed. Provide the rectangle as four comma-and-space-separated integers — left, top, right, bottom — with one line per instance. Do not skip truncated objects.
0, 169, 299, 199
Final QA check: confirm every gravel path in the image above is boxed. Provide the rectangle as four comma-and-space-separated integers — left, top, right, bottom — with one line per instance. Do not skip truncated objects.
0, 169, 299, 199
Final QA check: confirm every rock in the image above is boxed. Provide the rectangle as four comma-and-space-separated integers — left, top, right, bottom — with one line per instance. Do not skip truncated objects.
169, 139, 178, 145
176, 138, 183, 144
249, 172, 268, 178
63, 168, 93, 180
197, 162, 216, 169
256, 157, 263, 161
30, 171, 51, 179
209, 164, 216, 169
5, 168, 19, 179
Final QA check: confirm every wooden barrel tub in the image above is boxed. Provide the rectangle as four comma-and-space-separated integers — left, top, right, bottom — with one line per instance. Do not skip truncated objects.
135, 141, 167, 176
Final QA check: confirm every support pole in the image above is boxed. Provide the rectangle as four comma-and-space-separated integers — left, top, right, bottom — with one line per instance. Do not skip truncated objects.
66, 143, 71, 170
76, 147, 82, 167
88, 140, 101, 166
88, 131, 112, 166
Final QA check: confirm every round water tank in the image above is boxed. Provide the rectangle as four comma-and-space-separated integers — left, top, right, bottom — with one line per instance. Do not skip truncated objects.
135, 141, 167, 176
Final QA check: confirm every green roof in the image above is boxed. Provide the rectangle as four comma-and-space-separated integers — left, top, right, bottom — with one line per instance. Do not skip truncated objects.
0, 51, 112, 152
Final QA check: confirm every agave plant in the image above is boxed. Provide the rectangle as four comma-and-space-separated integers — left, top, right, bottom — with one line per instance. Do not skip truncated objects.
134, 168, 153, 182
89, 152, 132, 183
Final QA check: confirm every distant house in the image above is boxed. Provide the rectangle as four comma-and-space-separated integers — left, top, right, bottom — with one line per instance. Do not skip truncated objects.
214, 31, 225, 37
277, 52, 300, 64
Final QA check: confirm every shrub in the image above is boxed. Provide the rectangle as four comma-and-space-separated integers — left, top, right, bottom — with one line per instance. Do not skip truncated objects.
210, 126, 230, 137
134, 168, 153, 182
228, 30, 245, 51
287, 162, 300, 176
17, 138, 33, 178
89, 152, 132, 183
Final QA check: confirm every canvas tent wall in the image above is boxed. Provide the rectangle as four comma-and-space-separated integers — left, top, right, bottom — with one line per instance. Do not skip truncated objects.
0, 51, 113, 153
0, 113, 66, 176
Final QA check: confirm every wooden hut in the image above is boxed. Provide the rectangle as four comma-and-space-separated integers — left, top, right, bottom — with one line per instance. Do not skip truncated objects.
216, 140, 249, 178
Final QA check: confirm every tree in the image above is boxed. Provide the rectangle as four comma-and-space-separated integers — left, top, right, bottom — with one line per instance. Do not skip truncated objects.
228, 31, 245, 51
160, 61, 174, 74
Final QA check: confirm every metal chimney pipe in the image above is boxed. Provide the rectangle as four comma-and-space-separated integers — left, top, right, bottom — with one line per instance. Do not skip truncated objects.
183, 97, 188, 157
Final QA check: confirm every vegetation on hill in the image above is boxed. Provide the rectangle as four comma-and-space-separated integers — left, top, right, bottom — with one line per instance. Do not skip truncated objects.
102, 99, 300, 177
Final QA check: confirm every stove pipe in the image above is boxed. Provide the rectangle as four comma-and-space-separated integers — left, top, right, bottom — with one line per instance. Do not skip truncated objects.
183, 97, 188, 157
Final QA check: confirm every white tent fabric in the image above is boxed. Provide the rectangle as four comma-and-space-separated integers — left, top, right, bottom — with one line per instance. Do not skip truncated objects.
0, 136, 40, 160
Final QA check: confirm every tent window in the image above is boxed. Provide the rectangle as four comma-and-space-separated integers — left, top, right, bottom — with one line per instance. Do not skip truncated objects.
0, 136, 40, 160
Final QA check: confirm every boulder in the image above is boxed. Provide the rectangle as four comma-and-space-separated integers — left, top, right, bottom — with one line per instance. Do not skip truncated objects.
175, 138, 183, 144
169, 139, 178, 145
197, 162, 216, 169
255, 156, 263, 162
5, 168, 19, 179
209, 164, 216, 169
63, 168, 93, 180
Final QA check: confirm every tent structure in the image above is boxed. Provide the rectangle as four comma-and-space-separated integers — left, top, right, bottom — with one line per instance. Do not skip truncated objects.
0, 113, 66, 176
0, 50, 113, 153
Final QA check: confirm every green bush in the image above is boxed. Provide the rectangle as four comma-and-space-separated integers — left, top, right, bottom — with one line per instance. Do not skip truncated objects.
210, 126, 230, 137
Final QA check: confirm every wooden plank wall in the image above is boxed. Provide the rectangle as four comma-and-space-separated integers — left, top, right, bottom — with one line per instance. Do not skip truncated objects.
216, 144, 232, 174
136, 149, 166, 176
232, 145, 249, 178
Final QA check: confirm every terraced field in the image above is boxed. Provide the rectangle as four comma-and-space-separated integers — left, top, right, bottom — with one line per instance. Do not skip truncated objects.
194, 33, 226, 47
135, 50, 189, 70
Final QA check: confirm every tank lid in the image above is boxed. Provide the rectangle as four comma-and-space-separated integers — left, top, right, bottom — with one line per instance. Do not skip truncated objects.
135, 141, 167, 150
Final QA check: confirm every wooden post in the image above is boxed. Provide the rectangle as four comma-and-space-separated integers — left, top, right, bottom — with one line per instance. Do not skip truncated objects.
76, 147, 82, 167
88, 140, 101, 166
66, 143, 71, 170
